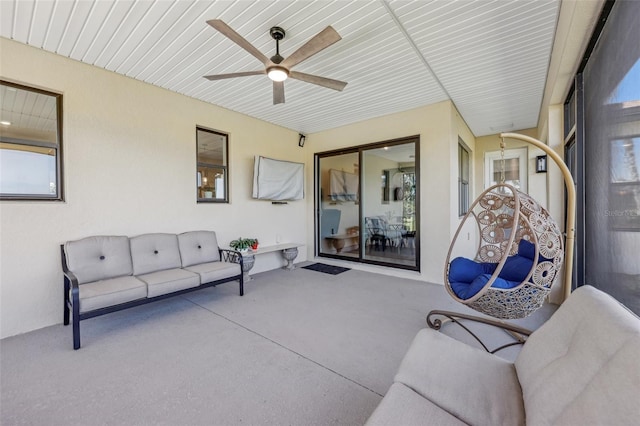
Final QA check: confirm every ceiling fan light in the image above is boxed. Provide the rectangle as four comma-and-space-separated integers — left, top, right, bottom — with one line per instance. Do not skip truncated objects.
267, 66, 289, 82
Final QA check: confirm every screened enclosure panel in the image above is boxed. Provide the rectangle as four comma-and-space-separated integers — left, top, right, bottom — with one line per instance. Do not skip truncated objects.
583, 0, 640, 314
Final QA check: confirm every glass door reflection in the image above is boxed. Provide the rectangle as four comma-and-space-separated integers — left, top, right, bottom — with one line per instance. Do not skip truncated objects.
361, 142, 417, 268
318, 152, 360, 259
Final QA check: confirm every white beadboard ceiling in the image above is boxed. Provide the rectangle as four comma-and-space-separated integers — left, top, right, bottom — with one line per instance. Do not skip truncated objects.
0, 0, 560, 136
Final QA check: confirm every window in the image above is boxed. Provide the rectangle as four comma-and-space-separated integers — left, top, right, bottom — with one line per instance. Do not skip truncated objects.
0, 81, 63, 200
196, 127, 228, 203
564, 87, 576, 138
484, 147, 528, 192
458, 140, 470, 216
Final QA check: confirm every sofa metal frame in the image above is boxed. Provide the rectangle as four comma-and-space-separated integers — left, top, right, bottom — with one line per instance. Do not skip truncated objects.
62, 246, 244, 350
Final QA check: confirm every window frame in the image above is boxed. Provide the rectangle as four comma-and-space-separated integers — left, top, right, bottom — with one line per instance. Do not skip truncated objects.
196, 126, 229, 204
0, 80, 64, 201
458, 139, 470, 217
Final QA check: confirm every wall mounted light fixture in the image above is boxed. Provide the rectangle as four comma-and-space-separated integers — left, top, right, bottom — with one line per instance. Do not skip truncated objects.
536, 155, 548, 173
298, 133, 306, 147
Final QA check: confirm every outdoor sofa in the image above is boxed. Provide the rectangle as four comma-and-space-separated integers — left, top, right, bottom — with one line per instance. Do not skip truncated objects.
62, 230, 243, 349
366, 285, 640, 425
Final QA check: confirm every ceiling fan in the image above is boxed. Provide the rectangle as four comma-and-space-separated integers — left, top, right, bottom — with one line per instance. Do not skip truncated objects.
204, 20, 348, 105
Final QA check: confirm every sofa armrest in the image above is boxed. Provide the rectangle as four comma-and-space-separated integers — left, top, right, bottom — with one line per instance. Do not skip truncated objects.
219, 248, 244, 270
61, 245, 81, 349
61, 245, 80, 311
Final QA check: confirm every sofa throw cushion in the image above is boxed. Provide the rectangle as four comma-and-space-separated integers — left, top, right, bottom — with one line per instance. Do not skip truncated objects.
130, 233, 182, 276
395, 329, 525, 425
177, 231, 220, 267
64, 236, 133, 284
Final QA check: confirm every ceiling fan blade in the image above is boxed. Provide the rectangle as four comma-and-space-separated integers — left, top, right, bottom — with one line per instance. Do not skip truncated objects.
289, 71, 347, 91
207, 19, 270, 66
204, 70, 265, 80
280, 26, 341, 69
273, 81, 285, 105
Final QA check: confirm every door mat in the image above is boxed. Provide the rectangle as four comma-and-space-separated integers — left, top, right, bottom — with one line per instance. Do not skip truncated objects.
301, 263, 351, 275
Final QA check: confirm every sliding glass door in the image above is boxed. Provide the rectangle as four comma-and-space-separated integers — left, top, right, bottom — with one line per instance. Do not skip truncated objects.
316, 137, 419, 270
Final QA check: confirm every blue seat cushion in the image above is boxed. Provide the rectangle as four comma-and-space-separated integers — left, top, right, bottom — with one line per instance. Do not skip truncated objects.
449, 257, 497, 283
451, 274, 521, 300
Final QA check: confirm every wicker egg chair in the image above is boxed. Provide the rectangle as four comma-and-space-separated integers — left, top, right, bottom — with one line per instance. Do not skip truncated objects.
427, 183, 565, 353
427, 133, 575, 354
445, 183, 564, 319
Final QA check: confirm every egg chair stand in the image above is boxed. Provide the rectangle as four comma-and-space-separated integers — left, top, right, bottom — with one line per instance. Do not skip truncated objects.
426, 310, 532, 354
427, 133, 576, 349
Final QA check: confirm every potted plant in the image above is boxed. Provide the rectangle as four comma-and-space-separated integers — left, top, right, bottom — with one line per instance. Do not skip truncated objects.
251, 239, 259, 250
230, 237, 255, 253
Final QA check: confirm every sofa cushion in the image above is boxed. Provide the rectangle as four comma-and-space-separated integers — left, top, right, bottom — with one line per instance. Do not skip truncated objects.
365, 382, 466, 426
177, 231, 220, 267
64, 236, 133, 284
130, 233, 182, 276
394, 328, 525, 426
136, 268, 200, 298
184, 261, 240, 284
78, 276, 147, 313
515, 285, 640, 425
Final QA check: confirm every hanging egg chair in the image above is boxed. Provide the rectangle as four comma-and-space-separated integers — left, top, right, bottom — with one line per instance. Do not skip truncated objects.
427, 133, 575, 353
444, 182, 564, 319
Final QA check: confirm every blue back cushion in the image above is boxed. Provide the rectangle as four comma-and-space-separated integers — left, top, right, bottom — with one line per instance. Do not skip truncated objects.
518, 239, 536, 260
499, 255, 534, 282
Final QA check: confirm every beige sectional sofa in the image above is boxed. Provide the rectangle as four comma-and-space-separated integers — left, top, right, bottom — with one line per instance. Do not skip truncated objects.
62, 231, 243, 349
366, 285, 640, 425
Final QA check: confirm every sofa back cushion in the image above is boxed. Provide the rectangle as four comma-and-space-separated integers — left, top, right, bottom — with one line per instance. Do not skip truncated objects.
130, 233, 181, 275
64, 236, 133, 284
515, 285, 640, 425
177, 231, 220, 267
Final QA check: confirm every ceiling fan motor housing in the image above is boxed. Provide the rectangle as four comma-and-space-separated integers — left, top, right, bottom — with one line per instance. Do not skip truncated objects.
270, 26, 286, 40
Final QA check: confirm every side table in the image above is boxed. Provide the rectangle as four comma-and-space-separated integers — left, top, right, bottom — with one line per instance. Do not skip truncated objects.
236, 243, 304, 281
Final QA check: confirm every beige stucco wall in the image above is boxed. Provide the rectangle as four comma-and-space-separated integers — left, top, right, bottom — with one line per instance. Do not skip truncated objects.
0, 38, 307, 338
0, 39, 475, 338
